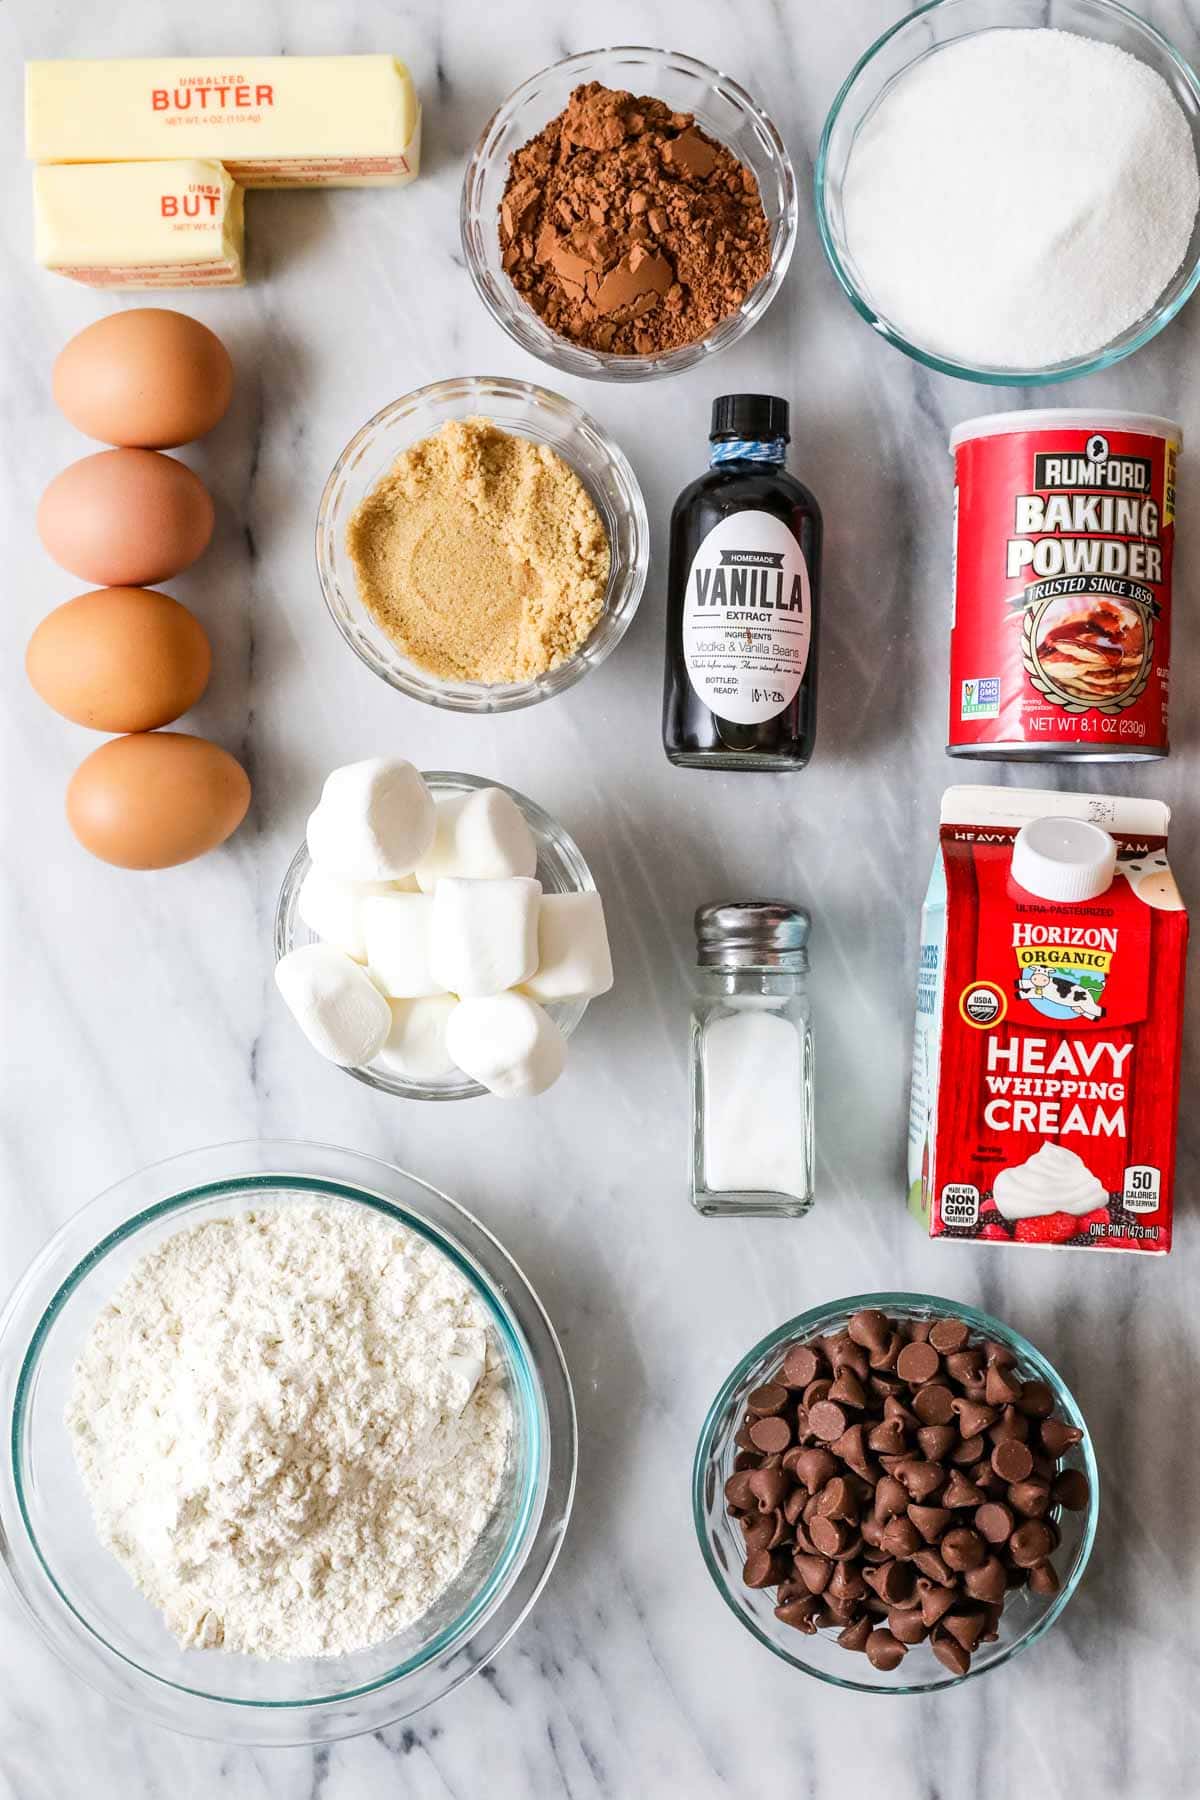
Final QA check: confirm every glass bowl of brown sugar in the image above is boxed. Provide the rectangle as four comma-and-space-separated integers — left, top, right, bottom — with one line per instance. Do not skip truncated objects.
460, 47, 798, 382
317, 375, 648, 713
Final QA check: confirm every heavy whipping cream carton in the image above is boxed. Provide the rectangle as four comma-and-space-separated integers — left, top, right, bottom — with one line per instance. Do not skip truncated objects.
909, 787, 1187, 1253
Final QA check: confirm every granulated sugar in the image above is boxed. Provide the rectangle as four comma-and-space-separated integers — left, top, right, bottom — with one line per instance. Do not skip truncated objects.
841, 29, 1200, 369
68, 1205, 512, 1660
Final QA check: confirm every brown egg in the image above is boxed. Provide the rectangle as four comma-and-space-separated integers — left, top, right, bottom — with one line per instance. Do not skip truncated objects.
27, 587, 212, 733
52, 309, 234, 449
67, 732, 251, 869
37, 449, 214, 585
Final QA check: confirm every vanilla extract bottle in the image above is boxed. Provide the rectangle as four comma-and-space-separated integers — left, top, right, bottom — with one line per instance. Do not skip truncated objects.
662, 395, 822, 770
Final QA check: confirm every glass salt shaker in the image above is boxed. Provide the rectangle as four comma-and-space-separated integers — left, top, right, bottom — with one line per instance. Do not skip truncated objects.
689, 901, 814, 1218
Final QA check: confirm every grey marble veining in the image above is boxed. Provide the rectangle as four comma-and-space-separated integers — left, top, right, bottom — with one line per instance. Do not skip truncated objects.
1, 0, 1197, 1794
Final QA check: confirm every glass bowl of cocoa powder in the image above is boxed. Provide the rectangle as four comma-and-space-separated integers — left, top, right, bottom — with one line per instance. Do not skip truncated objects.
461, 48, 797, 381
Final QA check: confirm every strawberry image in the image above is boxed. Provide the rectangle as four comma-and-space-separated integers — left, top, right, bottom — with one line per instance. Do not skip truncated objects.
1013, 1211, 1085, 1246
980, 1221, 1012, 1242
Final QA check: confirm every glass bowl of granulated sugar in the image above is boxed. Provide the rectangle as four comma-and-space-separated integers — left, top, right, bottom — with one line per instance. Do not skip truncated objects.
0, 1141, 577, 1746
817, 0, 1200, 383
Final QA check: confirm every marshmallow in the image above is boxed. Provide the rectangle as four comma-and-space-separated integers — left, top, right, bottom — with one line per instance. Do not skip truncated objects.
296, 863, 394, 962
274, 943, 390, 1067
522, 892, 614, 1002
430, 876, 540, 998
415, 787, 538, 891
445, 992, 567, 1098
306, 758, 435, 882
361, 893, 444, 998
371, 995, 459, 1083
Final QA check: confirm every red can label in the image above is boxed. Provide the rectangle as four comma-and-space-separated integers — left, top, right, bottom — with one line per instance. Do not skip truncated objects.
949, 416, 1179, 757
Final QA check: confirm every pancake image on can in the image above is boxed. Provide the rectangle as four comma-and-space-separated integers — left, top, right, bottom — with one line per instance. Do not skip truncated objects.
1026, 592, 1151, 712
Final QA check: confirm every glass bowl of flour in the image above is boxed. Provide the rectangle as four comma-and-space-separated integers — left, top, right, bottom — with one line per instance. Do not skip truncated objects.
816, 0, 1200, 383
0, 1141, 577, 1745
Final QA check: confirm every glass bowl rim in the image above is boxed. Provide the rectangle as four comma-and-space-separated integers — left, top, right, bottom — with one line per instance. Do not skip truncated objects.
273, 770, 597, 1101
0, 1140, 578, 1734
459, 45, 799, 383
692, 1289, 1100, 1695
314, 374, 649, 712
814, 0, 1200, 386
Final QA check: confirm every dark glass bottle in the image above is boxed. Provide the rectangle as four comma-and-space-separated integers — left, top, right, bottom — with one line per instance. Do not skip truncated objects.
662, 395, 822, 771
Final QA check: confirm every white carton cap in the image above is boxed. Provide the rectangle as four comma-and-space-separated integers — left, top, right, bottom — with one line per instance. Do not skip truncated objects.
1012, 816, 1117, 903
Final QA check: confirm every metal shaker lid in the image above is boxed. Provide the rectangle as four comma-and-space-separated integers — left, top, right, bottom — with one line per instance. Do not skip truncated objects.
695, 900, 812, 968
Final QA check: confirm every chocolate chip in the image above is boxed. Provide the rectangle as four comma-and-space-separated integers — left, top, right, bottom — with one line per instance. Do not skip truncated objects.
897, 1341, 941, 1384
866, 1417, 909, 1456
746, 1466, 788, 1511
1008, 1478, 1051, 1519
870, 1332, 903, 1372
789, 1447, 837, 1492
952, 1397, 998, 1439
942, 1608, 987, 1652
881, 1515, 921, 1559
1052, 1469, 1091, 1511
942, 1470, 985, 1509
873, 1475, 909, 1521
803, 1377, 833, 1410
808, 1400, 848, 1443
991, 1439, 1034, 1483
1017, 1381, 1056, 1419
814, 1475, 857, 1522
913, 1547, 955, 1586
945, 1348, 985, 1386
964, 1555, 1007, 1612
792, 1552, 833, 1596
747, 1382, 789, 1417
907, 1504, 953, 1544
895, 1458, 945, 1502
941, 1528, 986, 1572
782, 1344, 821, 1388
951, 1433, 986, 1466
911, 1383, 956, 1426
975, 1502, 1014, 1544
931, 1631, 971, 1677
918, 1577, 957, 1627
724, 1471, 757, 1511
917, 1424, 957, 1462
775, 1596, 821, 1632
866, 1628, 907, 1671
1040, 1418, 1084, 1457
929, 1318, 970, 1354
889, 1606, 928, 1644
1028, 1560, 1061, 1597
809, 1515, 848, 1558
748, 1415, 792, 1455
883, 1395, 920, 1428
848, 1309, 891, 1351
989, 1405, 1028, 1446
838, 1615, 872, 1653
1010, 1521, 1056, 1567
985, 1361, 1024, 1407
865, 1559, 915, 1605
831, 1423, 874, 1477
743, 1549, 785, 1587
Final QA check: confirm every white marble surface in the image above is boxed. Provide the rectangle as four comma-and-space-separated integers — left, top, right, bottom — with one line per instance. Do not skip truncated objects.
2, 0, 1198, 1793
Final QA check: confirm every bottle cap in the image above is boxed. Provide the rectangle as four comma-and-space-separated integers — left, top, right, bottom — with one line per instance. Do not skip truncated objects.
710, 395, 790, 443
695, 900, 811, 969
1011, 816, 1117, 904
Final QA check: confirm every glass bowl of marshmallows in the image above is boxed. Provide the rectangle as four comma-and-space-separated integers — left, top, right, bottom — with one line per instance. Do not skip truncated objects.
274, 762, 613, 1101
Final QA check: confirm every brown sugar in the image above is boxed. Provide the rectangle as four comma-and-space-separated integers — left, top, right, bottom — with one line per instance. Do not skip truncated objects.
498, 82, 773, 356
347, 418, 610, 684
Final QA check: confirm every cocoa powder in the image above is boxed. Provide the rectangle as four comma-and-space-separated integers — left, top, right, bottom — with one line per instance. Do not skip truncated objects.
498, 82, 772, 357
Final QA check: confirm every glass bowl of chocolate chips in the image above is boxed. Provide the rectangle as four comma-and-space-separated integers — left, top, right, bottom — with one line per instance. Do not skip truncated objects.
461, 47, 797, 381
693, 1294, 1098, 1692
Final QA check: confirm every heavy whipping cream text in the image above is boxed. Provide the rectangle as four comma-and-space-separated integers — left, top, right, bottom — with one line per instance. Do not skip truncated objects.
908, 787, 1187, 1254
948, 411, 1180, 760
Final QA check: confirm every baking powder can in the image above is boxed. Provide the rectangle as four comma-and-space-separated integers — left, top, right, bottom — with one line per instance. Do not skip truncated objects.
947, 410, 1181, 761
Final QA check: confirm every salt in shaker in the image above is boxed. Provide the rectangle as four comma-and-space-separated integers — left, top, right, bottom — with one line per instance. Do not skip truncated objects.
689, 900, 814, 1217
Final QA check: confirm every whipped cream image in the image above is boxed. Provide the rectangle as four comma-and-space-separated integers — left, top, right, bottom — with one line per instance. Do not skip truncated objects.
993, 1142, 1107, 1221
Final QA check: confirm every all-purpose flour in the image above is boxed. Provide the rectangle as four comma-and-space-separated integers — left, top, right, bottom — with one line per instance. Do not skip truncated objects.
68, 1205, 512, 1659
842, 29, 1200, 369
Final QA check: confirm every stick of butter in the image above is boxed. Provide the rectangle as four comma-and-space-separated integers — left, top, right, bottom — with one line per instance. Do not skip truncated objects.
34, 160, 245, 288
26, 55, 420, 189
